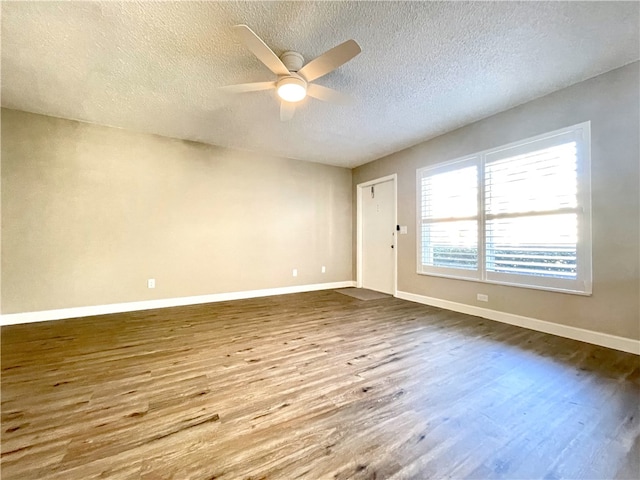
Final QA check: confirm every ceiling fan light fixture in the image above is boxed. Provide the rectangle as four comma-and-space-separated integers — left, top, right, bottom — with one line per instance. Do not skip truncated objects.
225, 25, 361, 119
277, 76, 307, 103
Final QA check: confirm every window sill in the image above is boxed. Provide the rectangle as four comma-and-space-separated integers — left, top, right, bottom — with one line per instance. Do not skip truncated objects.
416, 270, 592, 296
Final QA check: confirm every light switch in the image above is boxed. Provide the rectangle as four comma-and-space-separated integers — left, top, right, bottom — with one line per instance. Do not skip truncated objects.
400, 226, 408, 234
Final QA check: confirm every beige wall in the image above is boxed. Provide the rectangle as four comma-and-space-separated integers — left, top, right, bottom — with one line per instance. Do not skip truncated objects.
353, 62, 640, 340
3, 63, 638, 341
1, 109, 352, 313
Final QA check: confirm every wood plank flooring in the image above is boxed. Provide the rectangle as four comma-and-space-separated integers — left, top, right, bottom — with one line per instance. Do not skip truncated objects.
1, 290, 639, 479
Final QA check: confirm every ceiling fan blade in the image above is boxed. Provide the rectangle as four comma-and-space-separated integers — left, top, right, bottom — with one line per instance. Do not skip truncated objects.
306, 83, 353, 105
298, 39, 361, 82
219, 81, 276, 93
234, 25, 290, 77
280, 101, 296, 121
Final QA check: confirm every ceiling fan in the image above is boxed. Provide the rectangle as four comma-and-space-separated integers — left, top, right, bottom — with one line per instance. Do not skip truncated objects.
220, 25, 361, 121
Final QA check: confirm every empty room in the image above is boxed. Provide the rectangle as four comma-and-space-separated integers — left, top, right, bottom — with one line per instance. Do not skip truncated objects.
1, 1, 639, 479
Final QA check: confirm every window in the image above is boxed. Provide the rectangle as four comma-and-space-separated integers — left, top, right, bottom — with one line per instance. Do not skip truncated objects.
417, 122, 591, 294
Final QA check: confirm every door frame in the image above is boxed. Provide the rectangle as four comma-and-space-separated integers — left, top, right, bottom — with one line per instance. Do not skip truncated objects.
356, 174, 398, 295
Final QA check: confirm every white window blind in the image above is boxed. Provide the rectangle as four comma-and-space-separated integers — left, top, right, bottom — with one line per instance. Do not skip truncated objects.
419, 159, 480, 279
417, 122, 591, 294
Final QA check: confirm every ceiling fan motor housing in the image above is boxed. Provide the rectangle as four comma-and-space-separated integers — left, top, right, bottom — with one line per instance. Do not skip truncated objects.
277, 52, 307, 102
280, 51, 304, 72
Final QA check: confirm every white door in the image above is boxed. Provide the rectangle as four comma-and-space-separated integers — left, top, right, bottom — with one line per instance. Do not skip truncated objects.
362, 179, 395, 294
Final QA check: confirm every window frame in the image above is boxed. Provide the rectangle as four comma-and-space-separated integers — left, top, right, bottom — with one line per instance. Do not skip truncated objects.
416, 122, 592, 295
416, 156, 481, 281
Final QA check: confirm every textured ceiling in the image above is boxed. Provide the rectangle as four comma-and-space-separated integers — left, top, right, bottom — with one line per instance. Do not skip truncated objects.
2, 1, 639, 168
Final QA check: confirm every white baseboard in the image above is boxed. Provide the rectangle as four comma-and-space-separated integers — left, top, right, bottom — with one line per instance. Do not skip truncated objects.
0, 281, 357, 326
396, 290, 640, 355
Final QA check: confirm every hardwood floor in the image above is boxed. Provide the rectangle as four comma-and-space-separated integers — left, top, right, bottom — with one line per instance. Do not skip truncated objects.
1, 290, 638, 479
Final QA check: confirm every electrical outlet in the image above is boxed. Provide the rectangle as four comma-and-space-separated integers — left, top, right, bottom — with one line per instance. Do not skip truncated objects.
148, 278, 156, 289
292, 269, 298, 277
477, 293, 488, 302
321, 266, 326, 273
